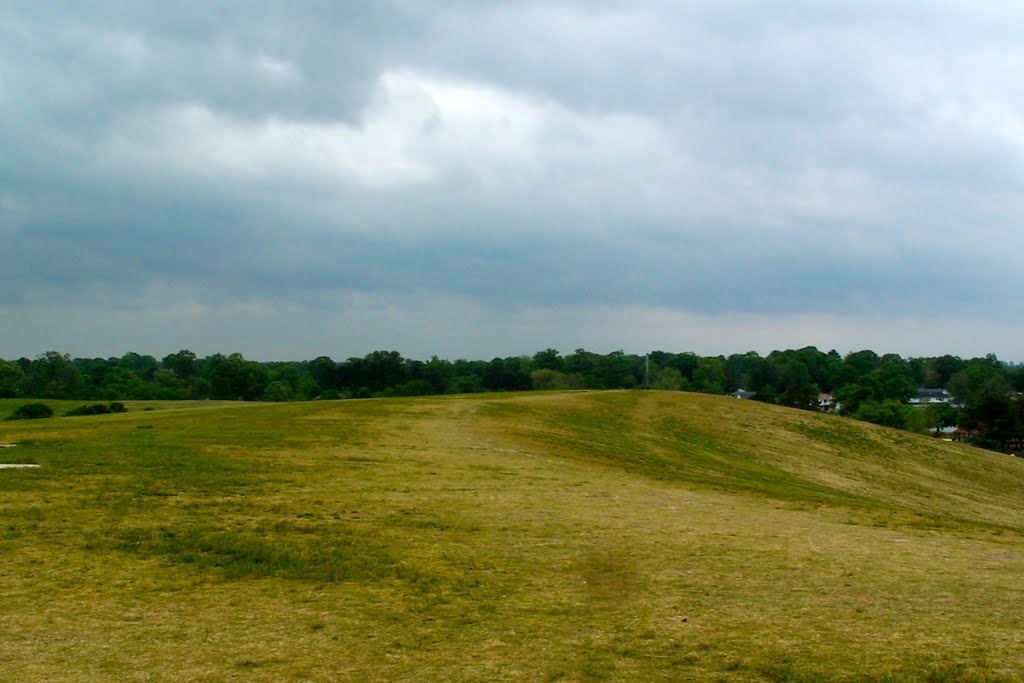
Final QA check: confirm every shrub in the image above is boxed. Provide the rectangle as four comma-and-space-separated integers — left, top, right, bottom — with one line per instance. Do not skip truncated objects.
6, 403, 54, 421
64, 402, 129, 417
64, 404, 113, 417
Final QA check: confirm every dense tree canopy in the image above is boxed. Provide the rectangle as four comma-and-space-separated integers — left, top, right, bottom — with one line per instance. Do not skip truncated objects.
4, 346, 1022, 453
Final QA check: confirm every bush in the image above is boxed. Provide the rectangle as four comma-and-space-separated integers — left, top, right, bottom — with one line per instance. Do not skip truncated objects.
64, 403, 112, 417
6, 403, 54, 421
64, 402, 129, 417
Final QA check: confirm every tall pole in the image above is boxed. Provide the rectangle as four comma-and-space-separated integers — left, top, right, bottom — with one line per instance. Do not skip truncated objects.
645, 354, 650, 389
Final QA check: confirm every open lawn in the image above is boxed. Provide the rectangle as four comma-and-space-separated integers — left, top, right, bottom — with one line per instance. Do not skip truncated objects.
1, 391, 1023, 682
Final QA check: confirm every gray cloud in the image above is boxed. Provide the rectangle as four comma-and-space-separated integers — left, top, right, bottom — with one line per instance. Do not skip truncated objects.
3, 2, 1024, 359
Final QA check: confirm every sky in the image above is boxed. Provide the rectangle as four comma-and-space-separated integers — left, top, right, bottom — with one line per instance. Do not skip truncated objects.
2, 2, 1023, 362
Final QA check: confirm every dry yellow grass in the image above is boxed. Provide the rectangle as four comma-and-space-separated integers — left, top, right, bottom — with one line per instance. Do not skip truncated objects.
1, 391, 1023, 681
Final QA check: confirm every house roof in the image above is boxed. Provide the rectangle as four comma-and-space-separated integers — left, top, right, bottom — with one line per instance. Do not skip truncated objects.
915, 388, 949, 399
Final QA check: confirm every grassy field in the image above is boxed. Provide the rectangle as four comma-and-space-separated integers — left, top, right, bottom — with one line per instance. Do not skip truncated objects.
1, 391, 1023, 682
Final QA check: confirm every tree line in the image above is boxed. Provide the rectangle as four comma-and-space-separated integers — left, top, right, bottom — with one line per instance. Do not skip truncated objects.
1, 347, 1022, 450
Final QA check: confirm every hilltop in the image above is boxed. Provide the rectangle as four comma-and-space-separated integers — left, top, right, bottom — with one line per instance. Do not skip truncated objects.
1, 391, 1023, 681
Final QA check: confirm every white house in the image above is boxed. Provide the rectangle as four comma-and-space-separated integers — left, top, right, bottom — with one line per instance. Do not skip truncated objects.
908, 388, 951, 406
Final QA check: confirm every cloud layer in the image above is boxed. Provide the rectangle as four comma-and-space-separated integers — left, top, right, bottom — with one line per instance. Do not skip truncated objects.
3, 2, 1023, 359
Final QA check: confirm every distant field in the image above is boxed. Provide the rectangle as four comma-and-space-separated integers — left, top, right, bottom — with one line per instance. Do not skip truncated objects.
1, 391, 1023, 682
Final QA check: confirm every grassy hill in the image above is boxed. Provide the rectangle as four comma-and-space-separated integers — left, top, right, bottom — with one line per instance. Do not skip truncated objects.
1, 391, 1023, 682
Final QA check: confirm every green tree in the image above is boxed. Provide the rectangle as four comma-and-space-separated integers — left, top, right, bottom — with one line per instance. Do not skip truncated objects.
651, 366, 683, 391
926, 354, 967, 389
263, 381, 291, 402
267, 363, 303, 397
418, 356, 453, 394
482, 356, 533, 391
779, 383, 819, 411
832, 383, 873, 415
307, 356, 338, 394
565, 349, 603, 388
118, 352, 159, 381
27, 351, 82, 398
448, 359, 486, 394
72, 357, 113, 398
725, 351, 773, 394
650, 351, 699, 384
793, 346, 838, 393
151, 368, 189, 400
771, 354, 818, 409
162, 349, 199, 379
870, 361, 915, 403
947, 354, 1010, 405
531, 369, 583, 391
693, 357, 726, 394
832, 350, 880, 389
0, 359, 23, 398
854, 400, 911, 429
924, 402, 959, 435
377, 379, 435, 397
961, 389, 1017, 445
101, 366, 150, 400
904, 407, 929, 434
204, 353, 268, 401
532, 348, 564, 372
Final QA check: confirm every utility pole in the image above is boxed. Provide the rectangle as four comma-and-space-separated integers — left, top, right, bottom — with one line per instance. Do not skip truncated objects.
645, 354, 650, 389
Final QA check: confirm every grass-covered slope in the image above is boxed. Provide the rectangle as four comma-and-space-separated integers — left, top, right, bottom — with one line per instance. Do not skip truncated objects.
483, 392, 1024, 530
1, 392, 1023, 682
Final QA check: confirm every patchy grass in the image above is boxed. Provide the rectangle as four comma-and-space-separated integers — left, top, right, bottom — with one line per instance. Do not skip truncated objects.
1, 391, 1024, 681
116, 521, 427, 584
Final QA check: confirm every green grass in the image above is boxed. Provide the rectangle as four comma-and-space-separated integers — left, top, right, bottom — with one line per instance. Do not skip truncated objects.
2, 392, 1024, 681
116, 521, 423, 584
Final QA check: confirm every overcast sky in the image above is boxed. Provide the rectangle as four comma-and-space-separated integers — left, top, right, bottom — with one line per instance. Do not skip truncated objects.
3, 2, 1023, 361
